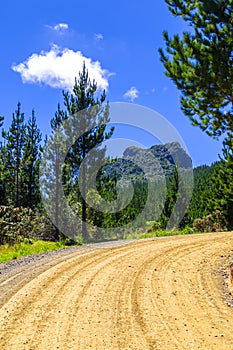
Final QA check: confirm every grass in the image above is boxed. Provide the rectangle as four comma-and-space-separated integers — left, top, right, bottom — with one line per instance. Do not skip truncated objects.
0, 240, 70, 263
137, 230, 189, 239
0, 228, 194, 263
126, 226, 194, 240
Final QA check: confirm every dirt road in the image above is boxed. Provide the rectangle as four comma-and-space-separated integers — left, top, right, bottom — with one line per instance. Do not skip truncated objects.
0, 232, 233, 349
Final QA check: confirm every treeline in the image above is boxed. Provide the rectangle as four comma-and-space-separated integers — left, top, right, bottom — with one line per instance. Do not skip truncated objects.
0, 103, 41, 208
0, 103, 59, 245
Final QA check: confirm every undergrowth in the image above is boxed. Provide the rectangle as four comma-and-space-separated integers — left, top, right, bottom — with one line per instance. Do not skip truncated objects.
0, 240, 73, 263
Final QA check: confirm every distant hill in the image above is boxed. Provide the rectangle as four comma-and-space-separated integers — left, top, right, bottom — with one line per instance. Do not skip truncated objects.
104, 141, 192, 180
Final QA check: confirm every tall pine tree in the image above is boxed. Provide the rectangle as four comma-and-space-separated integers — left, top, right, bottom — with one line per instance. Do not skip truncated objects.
40, 105, 68, 241
0, 116, 3, 128
2, 103, 25, 206
21, 110, 42, 208
159, 0, 233, 150
0, 116, 5, 204
41, 65, 114, 242
63, 64, 114, 242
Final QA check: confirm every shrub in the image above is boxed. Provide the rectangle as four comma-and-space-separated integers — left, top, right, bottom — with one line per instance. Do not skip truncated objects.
0, 206, 57, 245
180, 225, 194, 235
193, 210, 225, 233
147, 221, 163, 233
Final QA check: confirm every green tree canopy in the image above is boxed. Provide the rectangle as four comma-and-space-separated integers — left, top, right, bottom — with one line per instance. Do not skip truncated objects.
159, 0, 233, 155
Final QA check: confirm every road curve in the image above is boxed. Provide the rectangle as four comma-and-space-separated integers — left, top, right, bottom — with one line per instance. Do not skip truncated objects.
0, 232, 233, 350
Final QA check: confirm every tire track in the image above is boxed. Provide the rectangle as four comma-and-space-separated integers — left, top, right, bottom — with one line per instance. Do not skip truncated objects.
0, 233, 233, 349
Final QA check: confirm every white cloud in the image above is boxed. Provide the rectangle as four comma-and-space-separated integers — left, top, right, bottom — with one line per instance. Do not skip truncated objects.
12, 45, 111, 92
123, 86, 139, 102
47, 23, 69, 32
94, 33, 104, 41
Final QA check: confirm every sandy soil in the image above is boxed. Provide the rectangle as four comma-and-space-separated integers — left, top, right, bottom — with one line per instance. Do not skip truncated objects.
0, 232, 233, 350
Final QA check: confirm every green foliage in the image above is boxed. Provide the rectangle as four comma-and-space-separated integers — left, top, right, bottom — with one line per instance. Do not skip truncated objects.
159, 166, 179, 228
180, 225, 194, 235
159, 0, 233, 151
186, 160, 233, 230
187, 163, 217, 221
0, 116, 3, 128
137, 228, 193, 239
147, 220, 164, 233
206, 160, 233, 229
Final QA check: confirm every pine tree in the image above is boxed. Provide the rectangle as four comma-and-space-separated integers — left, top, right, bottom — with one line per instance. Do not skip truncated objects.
62, 64, 114, 242
2, 103, 25, 206
21, 110, 42, 208
41, 105, 68, 241
159, 166, 179, 228
207, 159, 233, 229
0, 116, 4, 203
0, 116, 3, 128
41, 65, 114, 242
0, 144, 6, 205
159, 0, 233, 151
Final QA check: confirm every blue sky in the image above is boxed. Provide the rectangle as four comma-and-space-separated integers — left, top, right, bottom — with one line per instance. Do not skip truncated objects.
0, 0, 223, 166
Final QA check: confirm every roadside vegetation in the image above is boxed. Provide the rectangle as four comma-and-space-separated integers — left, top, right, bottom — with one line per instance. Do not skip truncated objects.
0, 240, 68, 263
